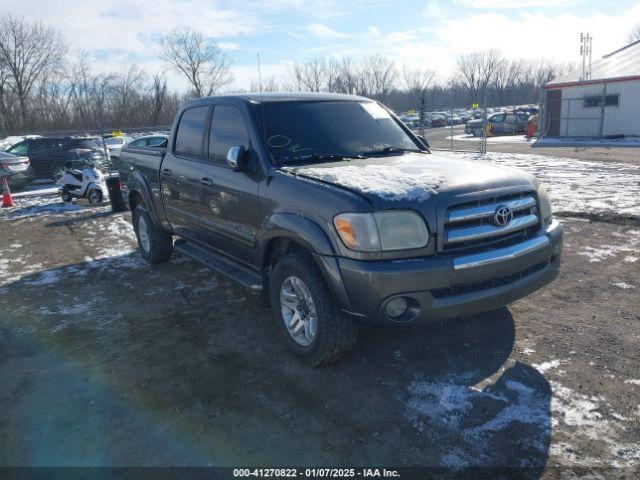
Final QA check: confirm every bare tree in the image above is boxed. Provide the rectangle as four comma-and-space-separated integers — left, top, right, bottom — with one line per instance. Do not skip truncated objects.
150, 72, 168, 125
400, 65, 436, 109
162, 26, 233, 98
455, 49, 502, 106
359, 55, 396, 101
627, 23, 640, 43
286, 57, 327, 92
0, 14, 67, 128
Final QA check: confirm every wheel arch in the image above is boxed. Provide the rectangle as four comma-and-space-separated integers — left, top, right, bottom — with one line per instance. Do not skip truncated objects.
260, 213, 352, 311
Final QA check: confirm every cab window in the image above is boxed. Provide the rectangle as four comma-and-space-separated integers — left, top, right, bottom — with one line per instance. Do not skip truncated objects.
175, 106, 209, 158
208, 105, 249, 164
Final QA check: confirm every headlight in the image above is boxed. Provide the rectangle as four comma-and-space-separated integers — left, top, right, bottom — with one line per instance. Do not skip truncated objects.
333, 211, 429, 252
537, 185, 553, 224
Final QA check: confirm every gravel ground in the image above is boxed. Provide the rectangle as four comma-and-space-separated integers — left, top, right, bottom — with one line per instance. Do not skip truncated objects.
0, 152, 639, 477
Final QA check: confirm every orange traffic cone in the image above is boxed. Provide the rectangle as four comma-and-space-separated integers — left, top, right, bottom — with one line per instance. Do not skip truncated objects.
2, 177, 14, 207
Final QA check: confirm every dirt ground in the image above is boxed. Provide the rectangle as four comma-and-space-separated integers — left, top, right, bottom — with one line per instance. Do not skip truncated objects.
0, 159, 639, 478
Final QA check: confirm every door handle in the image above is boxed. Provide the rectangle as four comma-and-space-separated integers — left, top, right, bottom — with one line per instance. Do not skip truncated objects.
161, 168, 173, 176
200, 177, 214, 187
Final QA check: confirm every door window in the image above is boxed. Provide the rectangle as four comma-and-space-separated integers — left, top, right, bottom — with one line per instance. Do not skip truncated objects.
175, 106, 209, 158
129, 138, 147, 147
491, 114, 506, 122
147, 136, 167, 147
505, 114, 517, 123
209, 105, 249, 164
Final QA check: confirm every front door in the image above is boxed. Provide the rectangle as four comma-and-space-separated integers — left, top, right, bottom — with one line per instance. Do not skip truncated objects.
161, 105, 211, 238
193, 104, 260, 267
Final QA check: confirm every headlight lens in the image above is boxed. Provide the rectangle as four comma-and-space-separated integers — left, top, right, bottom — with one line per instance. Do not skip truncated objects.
333, 211, 429, 252
537, 185, 553, 224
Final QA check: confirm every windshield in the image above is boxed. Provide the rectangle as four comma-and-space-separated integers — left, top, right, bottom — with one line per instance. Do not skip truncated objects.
258, 101, 419, 164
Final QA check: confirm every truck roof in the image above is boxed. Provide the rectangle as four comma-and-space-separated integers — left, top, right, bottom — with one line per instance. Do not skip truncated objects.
187, 92, 372, 105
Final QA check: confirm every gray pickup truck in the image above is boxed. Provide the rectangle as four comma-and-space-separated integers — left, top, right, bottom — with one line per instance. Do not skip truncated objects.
118, 93, 563, 365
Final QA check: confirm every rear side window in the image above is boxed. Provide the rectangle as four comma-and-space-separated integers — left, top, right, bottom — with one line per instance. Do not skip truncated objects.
175, 106, 209, 157
129, 138, 147, 147
505, 114, 516, 122
209, 105, 249, 164
491, 114, 506, 122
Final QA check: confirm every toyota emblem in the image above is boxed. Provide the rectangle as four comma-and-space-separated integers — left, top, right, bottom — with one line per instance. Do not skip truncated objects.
493, 205, 513, 226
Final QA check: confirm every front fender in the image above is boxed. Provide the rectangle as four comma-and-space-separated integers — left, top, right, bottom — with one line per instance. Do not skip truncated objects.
260, 212, 351, 311
261, 212, 336, 258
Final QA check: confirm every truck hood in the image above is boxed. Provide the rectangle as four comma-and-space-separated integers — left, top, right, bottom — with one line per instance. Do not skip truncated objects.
282, 152, 537, 209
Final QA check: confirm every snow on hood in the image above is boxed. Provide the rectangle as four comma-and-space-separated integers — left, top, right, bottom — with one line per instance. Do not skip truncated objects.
291, 162, 445, 202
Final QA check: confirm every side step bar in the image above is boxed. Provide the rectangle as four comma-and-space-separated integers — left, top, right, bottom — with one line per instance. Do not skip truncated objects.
174, 239, 263, 292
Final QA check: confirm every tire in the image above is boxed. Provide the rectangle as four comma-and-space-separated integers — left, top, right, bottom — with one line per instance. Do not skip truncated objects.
87, 188, 103, 205
132, 203, 173, 264
270, 250, 357, 366
61, 191, 73, 203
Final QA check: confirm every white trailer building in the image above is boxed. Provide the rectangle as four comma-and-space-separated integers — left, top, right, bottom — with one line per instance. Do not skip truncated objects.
543, 39, 640, 139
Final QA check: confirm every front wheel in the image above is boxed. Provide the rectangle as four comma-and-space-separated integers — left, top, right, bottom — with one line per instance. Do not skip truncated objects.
270, 250, 357, 366
133, 203, 173, 264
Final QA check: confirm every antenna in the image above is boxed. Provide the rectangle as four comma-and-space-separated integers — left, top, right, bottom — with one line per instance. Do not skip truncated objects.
257, 53, 263, 94
580, 33, 593, 81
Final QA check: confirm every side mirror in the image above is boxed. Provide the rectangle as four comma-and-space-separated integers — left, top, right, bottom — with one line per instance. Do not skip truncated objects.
417, 135, 430, 150
226, 145, 247, 171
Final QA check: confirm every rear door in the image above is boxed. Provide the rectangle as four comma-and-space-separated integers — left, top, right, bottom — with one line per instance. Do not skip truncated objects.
160, 105, 211, 238
192, 103, 260, 266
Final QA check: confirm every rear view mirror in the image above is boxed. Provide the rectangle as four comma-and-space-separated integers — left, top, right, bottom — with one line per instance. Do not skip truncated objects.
226, 145, 247, 171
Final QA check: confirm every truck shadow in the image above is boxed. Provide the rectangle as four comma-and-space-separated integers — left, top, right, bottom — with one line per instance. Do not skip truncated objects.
0, 255, 551, 475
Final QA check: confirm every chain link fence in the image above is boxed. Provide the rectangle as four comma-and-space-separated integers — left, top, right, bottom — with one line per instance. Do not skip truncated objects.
0, 126, 170, 192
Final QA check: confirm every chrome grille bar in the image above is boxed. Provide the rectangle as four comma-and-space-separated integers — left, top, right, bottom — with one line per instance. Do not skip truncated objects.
447, 214, 539, 243
448, 196, 536, 223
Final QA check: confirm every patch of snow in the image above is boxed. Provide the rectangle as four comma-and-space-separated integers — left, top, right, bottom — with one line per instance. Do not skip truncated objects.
613, 282, 636, 289
532, 359, 563, 374
624, 256, 638, 263
291, 163, 444, 202
624, 379, 640, 386
521, 348, 536, 356
535, 136, 640, 148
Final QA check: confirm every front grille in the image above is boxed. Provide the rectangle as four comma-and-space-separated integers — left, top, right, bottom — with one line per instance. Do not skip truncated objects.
431, 259, 551, 299
442, 191, 540, 254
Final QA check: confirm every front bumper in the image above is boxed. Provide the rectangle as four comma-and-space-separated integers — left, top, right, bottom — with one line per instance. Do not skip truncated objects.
337, 220, 563, 324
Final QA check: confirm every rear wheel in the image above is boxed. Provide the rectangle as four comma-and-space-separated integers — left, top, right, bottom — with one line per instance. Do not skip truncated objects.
270, 250, 357, 366
133, 203, 173, 264
87, 188, 103, 205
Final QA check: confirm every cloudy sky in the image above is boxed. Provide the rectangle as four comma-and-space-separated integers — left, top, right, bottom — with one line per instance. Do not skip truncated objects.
5, 0, 640, 91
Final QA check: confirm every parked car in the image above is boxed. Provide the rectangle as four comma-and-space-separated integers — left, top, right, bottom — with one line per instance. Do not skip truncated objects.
0, 135, 41, 152
465, 112, 530, 136
430, 116, 447, 128
126, 134, 168, 148
104, 136, 132, 159
118, 93, 562, 366
5, 136, 108, 182
0, 151, 31, 188
108, 135, 168, 172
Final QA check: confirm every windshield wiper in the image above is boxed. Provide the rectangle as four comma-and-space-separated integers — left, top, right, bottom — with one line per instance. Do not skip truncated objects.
361, 146, 425, 156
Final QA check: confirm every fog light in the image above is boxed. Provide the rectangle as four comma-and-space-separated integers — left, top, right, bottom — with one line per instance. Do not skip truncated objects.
386, 297, 408, 318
